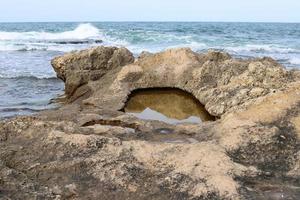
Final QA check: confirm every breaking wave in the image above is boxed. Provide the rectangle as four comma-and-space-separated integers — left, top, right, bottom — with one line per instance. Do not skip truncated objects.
0, 22, 299, 67
225, 44, 300, 54
0, 23, 107, 52
0, 23, 101, 41
289, 58, 300, 65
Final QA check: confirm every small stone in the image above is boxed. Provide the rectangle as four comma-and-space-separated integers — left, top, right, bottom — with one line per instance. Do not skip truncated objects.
65, 183, 77, 196
250, 88, 265, 97
52, 186, 62, 195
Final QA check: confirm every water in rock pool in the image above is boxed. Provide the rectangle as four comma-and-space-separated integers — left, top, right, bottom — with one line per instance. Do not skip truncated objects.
124, 88, 214, 124
0, 22, 300, 118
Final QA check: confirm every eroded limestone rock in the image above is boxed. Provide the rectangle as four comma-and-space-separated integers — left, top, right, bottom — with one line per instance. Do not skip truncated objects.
51, 46, 134, 98
52, 47, 298, 116
1, 47, 300, 199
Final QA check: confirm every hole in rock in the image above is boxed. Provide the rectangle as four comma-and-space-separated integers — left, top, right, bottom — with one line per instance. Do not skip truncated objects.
123, 88, 215, 124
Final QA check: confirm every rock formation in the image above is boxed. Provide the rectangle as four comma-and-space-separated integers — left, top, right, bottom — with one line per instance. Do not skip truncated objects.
51, 46, 134, 98
1, 46, 300, 199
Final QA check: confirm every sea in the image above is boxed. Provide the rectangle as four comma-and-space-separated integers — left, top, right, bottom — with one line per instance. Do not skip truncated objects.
0, 22, 300, 119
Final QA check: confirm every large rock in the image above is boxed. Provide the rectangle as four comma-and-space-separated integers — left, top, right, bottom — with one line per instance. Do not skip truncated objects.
65, 47, 297, 116
51, 46, 134, 98
1, 47, 300, 199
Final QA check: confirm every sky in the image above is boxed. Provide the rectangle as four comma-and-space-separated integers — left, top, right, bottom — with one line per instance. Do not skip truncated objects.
0, 0, 299, 23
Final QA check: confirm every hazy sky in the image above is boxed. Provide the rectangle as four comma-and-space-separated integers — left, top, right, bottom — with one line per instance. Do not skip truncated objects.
0, 0, 299, 22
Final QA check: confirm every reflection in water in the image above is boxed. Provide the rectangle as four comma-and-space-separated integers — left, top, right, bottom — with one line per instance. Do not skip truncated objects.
124, 88, 214, 124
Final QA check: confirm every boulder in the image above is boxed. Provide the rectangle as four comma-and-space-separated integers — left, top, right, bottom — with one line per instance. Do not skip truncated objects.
51, 46, 134, 97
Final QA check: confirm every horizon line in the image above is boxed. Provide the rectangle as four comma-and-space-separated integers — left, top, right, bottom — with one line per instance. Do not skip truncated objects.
0, 20, 299, 24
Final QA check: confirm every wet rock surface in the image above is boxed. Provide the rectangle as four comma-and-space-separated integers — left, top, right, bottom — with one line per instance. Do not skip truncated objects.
1, 46, 300, 199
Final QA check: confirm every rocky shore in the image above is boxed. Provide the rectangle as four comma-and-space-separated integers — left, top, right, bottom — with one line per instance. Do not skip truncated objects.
1, 46, 300, 199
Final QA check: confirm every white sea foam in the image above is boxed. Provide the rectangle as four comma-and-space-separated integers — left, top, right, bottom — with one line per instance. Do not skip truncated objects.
0, 23, 132, 52
0, 72, 57, 79
0, 23, 103, 52
0, 23, 101, 41
289, 58, 300, 65
0, 69, 57, 79
168, 41, 207, 51
226, 44, 299, 54
0, 23, 300, 70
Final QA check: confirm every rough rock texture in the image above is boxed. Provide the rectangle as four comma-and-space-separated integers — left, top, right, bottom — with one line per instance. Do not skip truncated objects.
52, 47, 298, 116
51, 46, 134, 98
1, 46, 300, 199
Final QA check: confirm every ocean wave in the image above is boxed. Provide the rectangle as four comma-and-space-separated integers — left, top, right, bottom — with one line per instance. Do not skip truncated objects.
0, 44, 98, 52
0, 23, 107, 52
226, 44, 300, 54
0, 74, 59, 80
0, 107, 42, 113
0, 24, 208, 53
0, 23, 102, 41
167, 41, 207, 50
289, 58, 300, 65
0, 23, 300, 68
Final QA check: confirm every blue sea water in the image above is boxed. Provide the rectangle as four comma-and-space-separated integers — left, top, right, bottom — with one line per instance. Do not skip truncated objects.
0, 22, 300, 118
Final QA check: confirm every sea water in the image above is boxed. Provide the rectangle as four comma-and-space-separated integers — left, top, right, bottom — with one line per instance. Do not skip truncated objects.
0, 22, 300, 118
